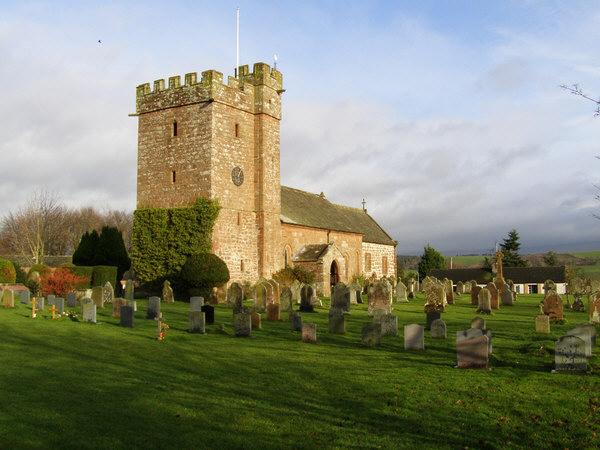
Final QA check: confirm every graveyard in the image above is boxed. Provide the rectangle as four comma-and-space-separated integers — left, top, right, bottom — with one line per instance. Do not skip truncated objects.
1, 291, 598, 449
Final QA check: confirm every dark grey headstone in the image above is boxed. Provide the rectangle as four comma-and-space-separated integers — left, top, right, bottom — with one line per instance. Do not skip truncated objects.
300, 285, 315, 312
35, 297, 45, 310
201, 304, 215, 324
147, 296, 161, 319
120, 306, 134, 327
67, 292, 77, 308
426, 311, 441, 330
290, 312, 302, 332
361, 323, 382, 347
55, 298, 65, 315
430, 319, 447, 339
328, 308, 346, 334
19, 290, 31, 305
234, 312, 252, 337
47, 295, 56, 306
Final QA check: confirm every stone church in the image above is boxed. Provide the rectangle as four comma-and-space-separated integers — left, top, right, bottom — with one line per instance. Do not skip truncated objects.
134, 62, 397, 295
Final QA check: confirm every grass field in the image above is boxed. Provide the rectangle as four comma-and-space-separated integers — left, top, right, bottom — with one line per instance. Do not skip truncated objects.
1, 294, 599, 449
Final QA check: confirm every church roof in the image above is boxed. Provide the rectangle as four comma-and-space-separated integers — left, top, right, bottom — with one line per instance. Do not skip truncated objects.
280, 186, 396, 246
293, 244, 330, 262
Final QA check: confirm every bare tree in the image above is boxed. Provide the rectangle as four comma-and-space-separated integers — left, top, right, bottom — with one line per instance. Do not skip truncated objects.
0, 191, 68, 264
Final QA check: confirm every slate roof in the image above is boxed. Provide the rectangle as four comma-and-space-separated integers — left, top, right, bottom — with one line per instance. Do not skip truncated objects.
293, 244, 330, 262
430, 266, 566, 284
280, 186, 396, 246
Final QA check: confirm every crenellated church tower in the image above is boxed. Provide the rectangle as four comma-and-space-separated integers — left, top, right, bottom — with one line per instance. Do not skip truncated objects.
134, 63, 284, 281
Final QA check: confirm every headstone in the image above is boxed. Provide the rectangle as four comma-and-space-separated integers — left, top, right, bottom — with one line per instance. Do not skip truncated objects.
456, 281, 464, 295
66, 292, 77, 308
19, 290, 31, 305
361, 323, 382, 347
331, 283, 350, 312
102, 282, 114, 305
2, 288, 15, 308
589, 293, 600, 322
444, 279, 454, 304
300, 285, 315, 312
487, 283, 499, 310
501, 283, 513, 306
368, 281, 391, 315
348, 283, 361, 304
254, 283, 268, 312
535, 315, 550, 334
55, 298, 65, 315
189, 311, 206, 333
542, 293, 564, 321
290, 312, 302, 332
372, 308, 387, 321
396, 281, 408, 303
147, 296, 161, 319
201, 304, 215, 324
227, 282, 244, 312
35, 297, 45, 310
457, 335, 489, 368
328, 308, 346, 334
592, 310, 600, 324
302, 323, 317, 343
566, 325, 595, 357
266, 303, 280, 321
477, 288, 492, 314
82, 300, 96, 323
162, 280, 174, 303
554, 335, 587, 372
124, 280, 134, 302
190, 296, 204, 311
471, 317, 485, 330
251, 311, 262, 329
47, 294, 56, 306
2, 289, 14, 308
291, 280, 302, 304
404, 324, 425, 350
120, 306, 134, 327
377, 314, 398, 337
430, 319, 447, 338
470, 283, 481, 306
113, 298, 127, 318
280, 287, 293, 313
234, 311, 252, 337
91, 287, 104, 308
426, 311, 441, 330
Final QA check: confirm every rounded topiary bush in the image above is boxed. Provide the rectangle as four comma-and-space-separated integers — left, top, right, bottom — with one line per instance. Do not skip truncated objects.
0, 258, 16, 283
28, 264, 50, 279
179, 253, 229, 296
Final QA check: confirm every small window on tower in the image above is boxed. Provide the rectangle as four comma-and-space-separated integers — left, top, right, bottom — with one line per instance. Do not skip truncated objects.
237, 211, 241, 226
172, 120, 178, 137
240, 260, 245, 272
235, 123, 240, 138
172, 171, 176, 183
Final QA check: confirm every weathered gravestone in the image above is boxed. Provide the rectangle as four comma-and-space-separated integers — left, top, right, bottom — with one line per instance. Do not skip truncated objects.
113, 298, 127, 318
487, 283, 499, 310
35, 297, 44, 310
471, 316, 486, 330
458, 328, 493, 354
456, 334, 489, 369
190, 296, 204, 311
91, 287, 104, 308
361, 323, 382, 347
228, 282, 244, 313
82, 300, 96, 323
331, 283, 350, 312
554, 335, 587, 372
589, 293, 600, 323
455, 281, 464, 295
266, 303, 280, 321
102, 282, 114, 305
328, 308, 346, 334
120, 306, 134, 327
254, 282, 269, 312
290, 312, 302, 332
47, 294, 56, 306
300, 285, 315, 312
280, 287, 293, 313
55, 298, 65, 315
376, 314, 398, 337
444, 279, 454, 304
147, 296, 161, 319
19, 290, 30, 305
430, 319, 447, 338
404, 324, 425, 350
290, 280, 301, 304
426, 310, 441, 331
66, 292, 77, 308
189, 311, 206, 333
542, 293, 564, 321
348, 282, 361, 304
566, 325, 595, 357
2, 289, 14, 308
251, 311, 262, 330
162, 280, 174, 303
470, 283, 481, 306
592, 310, 600, 325
124, 280, 134, 302
396, 281, 408, 303
535, 315, 550, 334
501, 283, 513, 306
202, 304, 215, 324
477, 288, 492, 314
234, 311, 252, 337
302, 323, 317, 343
368, 281, 391, 315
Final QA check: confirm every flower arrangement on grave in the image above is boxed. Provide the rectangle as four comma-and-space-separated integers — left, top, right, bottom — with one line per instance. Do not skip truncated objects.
158, 321, 169, 341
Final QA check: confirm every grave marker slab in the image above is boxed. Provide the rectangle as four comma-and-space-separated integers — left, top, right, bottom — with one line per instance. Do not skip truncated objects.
91, 287, 104, 308
55, 298, 65, 315
457, 335, 489, 368
300, 285, 315, 312
102, 282, 114, 305
66, 292, 77, 308
471, 317, 486, 330
501, 283, 513, 306
543, 293, 564, 321
328, 308, 346, 334
426, 311, 441, 330
377, 314, 398, 337
202, 304, 215, 324
162, 280, 174, 303
82, 301, 96, 323
120, 306, 134, 327
189, 311, 206, 333
35, 297, 44, 310
535, 315, 550, 334
302, 323, 317, 343
113, 298, 127, 318
361, 323, 382, 347
2, 289, 14, 308
566, 325, 595, 357
251, 311, 262, 330
430, 319, 447, 338
190, 296, 204, 312
554, 335, 587, 372
19, 290, 30, 305
404, 324, 425, 350
234, 312, 252, 337
266, 303, 280, 321
280, 287, 293, 313
290, 312, 302, 332
331, 283, 350, 312
147, 296, 161, 320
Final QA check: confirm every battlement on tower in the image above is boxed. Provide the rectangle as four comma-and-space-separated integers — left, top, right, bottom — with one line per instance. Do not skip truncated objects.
135, 62, 283, 115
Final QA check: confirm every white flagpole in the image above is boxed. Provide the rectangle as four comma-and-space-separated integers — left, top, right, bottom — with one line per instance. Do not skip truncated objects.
236, 7, 240, 77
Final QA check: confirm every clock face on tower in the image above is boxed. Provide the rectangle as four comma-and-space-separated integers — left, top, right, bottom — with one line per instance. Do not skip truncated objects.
231, 166, 244, 186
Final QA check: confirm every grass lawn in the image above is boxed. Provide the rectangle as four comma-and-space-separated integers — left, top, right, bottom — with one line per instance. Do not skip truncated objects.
1, 294, 599, 449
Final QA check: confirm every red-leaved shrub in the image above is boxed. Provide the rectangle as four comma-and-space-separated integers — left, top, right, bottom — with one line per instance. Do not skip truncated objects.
41, 268, 90, 297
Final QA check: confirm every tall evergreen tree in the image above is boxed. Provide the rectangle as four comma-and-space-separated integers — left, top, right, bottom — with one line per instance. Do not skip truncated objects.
417, 245, 446, 280
543, 251, 557, 266
95, 226, 131, 281
499, 229, 528, 267
72, 230, 99, 266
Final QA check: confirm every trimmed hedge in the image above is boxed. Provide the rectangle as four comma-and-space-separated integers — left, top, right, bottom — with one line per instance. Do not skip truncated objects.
92, 265, 117, 288
131, 197, 220, 284
179, 253, 229, 296
0, 258, 16, 283
28, 264, 50, 279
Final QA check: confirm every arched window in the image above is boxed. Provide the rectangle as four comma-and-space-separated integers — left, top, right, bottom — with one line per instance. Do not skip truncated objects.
172, 120, 178, 137
382, 256, 388, 276
284, 245, 292, 267
365, 253, 372, 272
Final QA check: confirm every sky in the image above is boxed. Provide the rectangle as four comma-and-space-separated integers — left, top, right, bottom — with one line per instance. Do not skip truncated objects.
0, 0, 599, 255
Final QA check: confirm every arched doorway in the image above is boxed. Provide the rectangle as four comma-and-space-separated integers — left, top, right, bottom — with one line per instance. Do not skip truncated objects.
330, 260, 339, 288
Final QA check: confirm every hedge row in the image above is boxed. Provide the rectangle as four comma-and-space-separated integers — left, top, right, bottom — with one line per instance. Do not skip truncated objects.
0, 258, 16, 283
61, 265, 117, 289
130, 197, 220, 284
